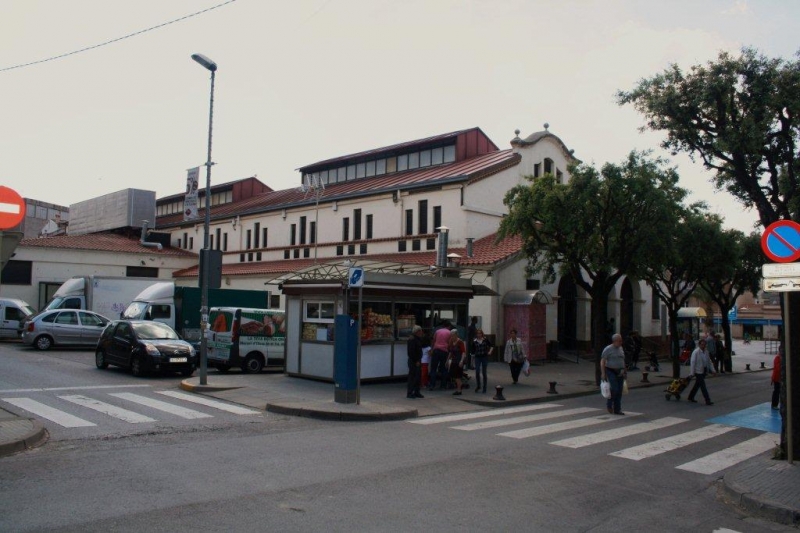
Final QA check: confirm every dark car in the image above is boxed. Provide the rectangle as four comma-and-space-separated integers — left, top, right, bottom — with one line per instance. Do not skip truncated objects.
96, 320, 197, 377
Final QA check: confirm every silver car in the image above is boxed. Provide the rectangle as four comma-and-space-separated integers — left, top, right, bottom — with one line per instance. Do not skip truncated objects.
22, 309, 111, 351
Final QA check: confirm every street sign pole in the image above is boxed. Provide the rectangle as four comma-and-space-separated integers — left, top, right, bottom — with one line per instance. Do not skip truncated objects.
784, 292, 794, 463
357, 285, 362, 405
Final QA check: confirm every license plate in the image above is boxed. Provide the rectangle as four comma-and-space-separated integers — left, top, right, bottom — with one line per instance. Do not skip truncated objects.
170, 357, 188, 363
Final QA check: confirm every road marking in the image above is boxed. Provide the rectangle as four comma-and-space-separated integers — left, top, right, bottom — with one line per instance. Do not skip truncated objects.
675, 433, 777, 475
499, 412, 642, 439
109, 392, 212, 419
408, 404, 562, 425
0, 384, 151, 394
610, 424, 737, 461
451, 407, 599, 431
551, 417, 688, 448
2, 397, 96, 427
155, 391, 261, 415
59, 395, 156, 424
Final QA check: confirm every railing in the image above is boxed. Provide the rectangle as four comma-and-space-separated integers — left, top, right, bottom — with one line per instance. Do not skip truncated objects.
764, 339, 780, 355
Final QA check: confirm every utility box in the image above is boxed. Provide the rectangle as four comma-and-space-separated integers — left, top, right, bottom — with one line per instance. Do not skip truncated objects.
502, 290, 552, 361
334, 314, 358, 403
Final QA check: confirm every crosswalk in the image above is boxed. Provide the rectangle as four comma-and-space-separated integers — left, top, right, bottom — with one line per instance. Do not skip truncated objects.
1, 389, 261, 429
409, 404, 778, 476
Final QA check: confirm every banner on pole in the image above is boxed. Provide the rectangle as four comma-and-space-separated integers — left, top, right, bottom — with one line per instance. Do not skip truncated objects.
184, 167, 200, 221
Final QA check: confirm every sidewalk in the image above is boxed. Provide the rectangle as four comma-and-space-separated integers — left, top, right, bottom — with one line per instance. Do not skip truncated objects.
0, 406, 47, 458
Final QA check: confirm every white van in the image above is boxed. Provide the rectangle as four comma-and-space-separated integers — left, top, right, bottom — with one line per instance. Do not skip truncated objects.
207, 307, 286, 374
0, 298, 35, 339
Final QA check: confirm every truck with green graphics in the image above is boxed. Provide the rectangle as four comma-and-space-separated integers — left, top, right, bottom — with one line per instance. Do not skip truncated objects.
207, 307, 286, 373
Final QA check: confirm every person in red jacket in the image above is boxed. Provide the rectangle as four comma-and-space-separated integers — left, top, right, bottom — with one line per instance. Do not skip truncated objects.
771, 346, 783, 410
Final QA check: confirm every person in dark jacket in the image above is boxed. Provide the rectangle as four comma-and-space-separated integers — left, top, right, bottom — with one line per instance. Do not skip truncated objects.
407, 325, 425, 399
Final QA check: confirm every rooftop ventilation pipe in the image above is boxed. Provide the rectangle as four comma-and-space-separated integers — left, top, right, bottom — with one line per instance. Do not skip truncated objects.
436, 226, 449, 276
140, 220, 163, 250
466, 237, 474, 258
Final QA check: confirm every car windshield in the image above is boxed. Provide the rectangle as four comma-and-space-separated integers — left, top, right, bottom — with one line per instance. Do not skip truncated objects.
131, 322, 179, 340
122, 302, 148, 320
20, 305, 35, 316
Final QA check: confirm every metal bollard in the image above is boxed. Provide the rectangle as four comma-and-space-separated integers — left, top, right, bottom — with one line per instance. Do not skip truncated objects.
760, 362, 766, 369
641, 371, 650, 383
547, 381, 558, 394
493, 385, 506, 401
745, 363, 751, 370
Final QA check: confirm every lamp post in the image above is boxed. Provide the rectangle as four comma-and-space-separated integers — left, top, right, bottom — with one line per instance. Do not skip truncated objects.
192, 53, 217, 386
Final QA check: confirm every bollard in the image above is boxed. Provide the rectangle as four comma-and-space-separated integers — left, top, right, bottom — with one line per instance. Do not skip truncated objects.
493, 385, 506, 401
547, 381, 558, 394
745, 363, 751, 370
760, 362, 766, 369
641, 371, 650, 383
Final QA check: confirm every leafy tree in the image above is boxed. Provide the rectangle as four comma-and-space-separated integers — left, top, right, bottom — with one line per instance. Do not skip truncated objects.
498, 151, 686, 384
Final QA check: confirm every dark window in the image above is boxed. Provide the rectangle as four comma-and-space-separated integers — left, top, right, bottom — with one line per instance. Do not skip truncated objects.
534, 163, 541, 178
223, 233, 228, 251
342, 218, 350, 241
544, 158, 553, 175
215, 228, 221, 250
183, 232, 188, 249
256, 252, 262, 261
303, 248, 310, 258
398, 241, 407, 252
433, 206, 441, 232
293, 249, 300, 259
254, 223, 260, 248
418, 200, 428, 234
210, 235, 214, 250
284, 250, 290, 259
526, 279, 541, 290
366, 214, 373, 239
354, 209, 362, 240
290, 224, 297, 246
246, 229, 252, 250
299, 216, 307, 245
125, 266, 158, 278
55, 311, 78, 325
412, 239, 421, 251
189, 237, 194, 249
405, 210, 413, 236
651, 286, 660, 320
348, 244, 355, 255
41, 313, 57, 323
248, 252, 254, 262
177, 238, 182, 248
336, 245, 343, 256
359, 244, 367, 254
310, 221, 316, 244
240, 253, 245, 262
270, 295, 281, 309
426, 238, 436, 250
262, 228, 268, 248
2, 260, 32, 285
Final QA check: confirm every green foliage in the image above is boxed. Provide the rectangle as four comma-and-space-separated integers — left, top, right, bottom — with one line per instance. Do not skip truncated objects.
618, 47, 800, 225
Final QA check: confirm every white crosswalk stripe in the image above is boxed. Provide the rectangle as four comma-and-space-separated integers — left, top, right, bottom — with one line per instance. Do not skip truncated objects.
609, 424, 737, 461
2, 397, 96, 428
59, 395, 156, 423
675, 432, 778, 475
108, 392, 213, 419
451, 407, 599, 431
499, 412, 642, 439
155, 391, 261, 415
551, 417, 688, 448
408, 404, 562, 425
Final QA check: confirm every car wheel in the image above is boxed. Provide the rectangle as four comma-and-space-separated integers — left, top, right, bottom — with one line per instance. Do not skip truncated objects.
95, 349, 109, 369
130, 354, 145, 377
35, 335, 53, 351
180, 367, 194, 377
241, 353, 264, 374
215, 364, 231, 373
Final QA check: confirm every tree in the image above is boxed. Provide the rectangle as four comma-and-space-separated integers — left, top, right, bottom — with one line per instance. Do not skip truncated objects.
698, 230, 762, 371
498, 151, 686, 384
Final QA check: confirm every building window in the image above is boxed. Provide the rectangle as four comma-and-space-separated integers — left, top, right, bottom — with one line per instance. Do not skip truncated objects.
270, 295, 281, 309
183, 232, 188, 249
412, 239, 421, 251
189, 237, 194, 249
356, 163, 366, 179
290, 224, 297, 246
248, 252, 254, 262
405, 210, 413, 236
427, 238, 436, 250
420, 150, 431, 167
544, 158, 553, 175
386, 157, 397, 173
223, 233, 228, 251
215, 228, 221, 250
398, 241, 407, 252
397, 154, 408, 172
418, 200, 428, 234
254, 223, 260, 248
336, 245, 343, 256
303, 248, 310, 258
246, 229, 252, 250
651, 286, 660, 320
366, 214, 373, 239
293, 249, 300, 258
299, 216, 307, 245
360, 244, 367, 254
534, 163, 541, 178
342, 217, 350, 241
1, 260, 32, 285
432, 147, 444, 165
256, 252, 262, 261
444, 145, 456, 163
408, 152, 420, 169
310, 221, 316, 244
177, 238, 182, 248
262, 228, 268, 249
240, 253, 245, 262
354, 209, 362, 240
366, 161, 376, 177
433, 206, 441, 232
526, 279, 541, 290
556, 169, 563, 184
210, 235, 214, 249
347, 165, 356, 180
284, 250, 290, 259
126, 266, 158, 278
376, 159, 386, 175
348, 244, 355, 255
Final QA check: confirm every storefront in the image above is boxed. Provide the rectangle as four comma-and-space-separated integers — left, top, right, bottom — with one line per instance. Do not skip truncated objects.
280, 272, 474, 381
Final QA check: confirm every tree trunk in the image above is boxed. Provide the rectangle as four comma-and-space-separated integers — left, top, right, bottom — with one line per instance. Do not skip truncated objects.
720, 311, 733, 373
667, 308, 681, 379
591, 289, 610, 386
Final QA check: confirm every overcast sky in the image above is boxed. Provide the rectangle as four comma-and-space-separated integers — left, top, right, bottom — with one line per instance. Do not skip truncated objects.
2, 0, 797, 233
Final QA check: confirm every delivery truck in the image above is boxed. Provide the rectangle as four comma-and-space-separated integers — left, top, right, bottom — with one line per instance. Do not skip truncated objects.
43, 276, 159, 319
122, 282, 270, 343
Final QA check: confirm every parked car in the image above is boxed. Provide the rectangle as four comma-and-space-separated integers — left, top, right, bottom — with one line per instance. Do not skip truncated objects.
95, 320, 196, 377
22, 309, 110, 350
0, 298, 35, 339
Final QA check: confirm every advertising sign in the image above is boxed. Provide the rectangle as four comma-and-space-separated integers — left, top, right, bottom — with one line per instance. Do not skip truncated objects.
184, 167, 200, 221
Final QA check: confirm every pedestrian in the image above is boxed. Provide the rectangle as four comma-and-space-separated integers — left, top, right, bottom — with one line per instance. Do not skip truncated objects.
715, 333, 727, 373
421, 342, 431, 389
624, 331, 642, 371
630, 330, 642, 370
687, 338, 715, 405
680, 332, 695, 365
503, 328, 525, 384
406, 325, 425, 399
466, 316, 478, 370
706, 331, 718, 373
771, 345, 782, 410
600, 333, 627, 415
428, 321, 451, 391
447, 329, 467, 395
472, 328, 493, 393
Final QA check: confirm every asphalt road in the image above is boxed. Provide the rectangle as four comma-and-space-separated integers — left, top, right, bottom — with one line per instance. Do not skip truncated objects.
0, 341, 791, 532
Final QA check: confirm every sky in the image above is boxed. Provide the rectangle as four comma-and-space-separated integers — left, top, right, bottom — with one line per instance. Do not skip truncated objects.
2, 0, 798, 234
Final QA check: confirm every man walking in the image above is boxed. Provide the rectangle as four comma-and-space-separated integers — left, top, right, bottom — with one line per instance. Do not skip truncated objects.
428, 321, 451, 391
466, 316, 478, 370
688, 338, 715, 405
600, 334, 627, 415
406, 325, 424, 399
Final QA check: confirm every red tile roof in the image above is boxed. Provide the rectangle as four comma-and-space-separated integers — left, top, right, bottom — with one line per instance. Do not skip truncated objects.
172, 233, 522, 278
19, 233, 197, 257
156, 150, 520, 228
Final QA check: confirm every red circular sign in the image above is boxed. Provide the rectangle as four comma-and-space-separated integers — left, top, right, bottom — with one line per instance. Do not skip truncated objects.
761, 220, 800, 263
0, 186, 26, 230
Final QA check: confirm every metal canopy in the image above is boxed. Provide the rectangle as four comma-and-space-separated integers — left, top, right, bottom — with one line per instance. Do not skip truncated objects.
502, 289, 553, 305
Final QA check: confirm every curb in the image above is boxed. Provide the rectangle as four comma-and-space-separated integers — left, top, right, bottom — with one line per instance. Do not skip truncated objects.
720, 473, 800, 526
0, 419, 48, 458
179, 380, 243, 393
266, 402, 418, 422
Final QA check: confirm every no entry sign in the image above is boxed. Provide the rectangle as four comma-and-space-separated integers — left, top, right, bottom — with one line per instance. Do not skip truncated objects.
761, 220, 800, 263
0, 186, 26, 230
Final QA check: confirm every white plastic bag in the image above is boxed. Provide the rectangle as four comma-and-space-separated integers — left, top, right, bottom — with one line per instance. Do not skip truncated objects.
600, 380, 611, 399
522, 359, 531, 377
622, 379, 629, 395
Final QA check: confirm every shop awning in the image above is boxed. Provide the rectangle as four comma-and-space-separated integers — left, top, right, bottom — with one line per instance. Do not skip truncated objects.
677, 307, 707, 318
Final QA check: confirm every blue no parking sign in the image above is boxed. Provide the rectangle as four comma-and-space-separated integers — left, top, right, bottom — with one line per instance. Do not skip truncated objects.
761, 220, 800, 263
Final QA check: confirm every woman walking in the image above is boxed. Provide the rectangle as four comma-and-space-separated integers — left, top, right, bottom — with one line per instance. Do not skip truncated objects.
504, 329, 525, 384
472, 329, 493, 393
447, 329, 467, 395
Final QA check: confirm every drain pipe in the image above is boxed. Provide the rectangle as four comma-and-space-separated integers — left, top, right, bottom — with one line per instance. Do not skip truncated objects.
140, 220, 163, 250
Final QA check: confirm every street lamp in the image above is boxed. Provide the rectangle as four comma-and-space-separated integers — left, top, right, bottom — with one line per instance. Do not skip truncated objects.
192, 53, 217, 386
